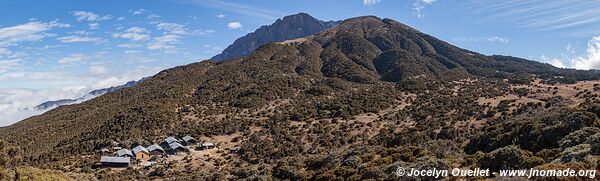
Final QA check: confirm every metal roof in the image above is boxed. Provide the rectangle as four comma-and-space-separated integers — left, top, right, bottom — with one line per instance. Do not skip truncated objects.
169, 142, 187, 150
100, 156, 130, 164
132, 145, 149, 154
202, 142, 215, 147
182, 136, 196, 142
165, 136, 180, 144
116, 149, 133, 157
147, 144, 164, 152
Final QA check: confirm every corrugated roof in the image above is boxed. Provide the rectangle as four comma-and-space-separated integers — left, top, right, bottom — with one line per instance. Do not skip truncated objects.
133, 145, 149, 154
116, 149, 133, 157
182, 136, 196, 142
147, 144, 164, 152
165, 136, 180, 144
169, 142, 187, 150
100, 156, 130, 164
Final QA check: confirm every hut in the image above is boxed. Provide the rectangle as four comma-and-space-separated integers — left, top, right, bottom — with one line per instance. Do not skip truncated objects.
133, 146, 150, 161
181, 136, 197, 146
201, 142, 215, 150
116, 149, 133, 157
100, 156, 130, 168
165, 136, 180, 144
168, 142, 189, 155
147, 144, 166, 157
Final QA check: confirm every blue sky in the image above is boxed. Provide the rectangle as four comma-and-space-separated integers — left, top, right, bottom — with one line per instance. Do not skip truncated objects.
1, 0, 600, 125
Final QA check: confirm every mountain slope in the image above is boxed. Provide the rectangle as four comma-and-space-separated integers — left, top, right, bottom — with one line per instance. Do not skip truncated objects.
210, 12, 339, 62
0, 15, 599, 179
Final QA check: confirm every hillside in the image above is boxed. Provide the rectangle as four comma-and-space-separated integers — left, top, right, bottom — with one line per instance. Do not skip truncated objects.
210, 12, 339, 62
1, 15, 599, 180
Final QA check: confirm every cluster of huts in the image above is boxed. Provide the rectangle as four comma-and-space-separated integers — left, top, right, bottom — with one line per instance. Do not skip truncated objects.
99, 136, 215, 167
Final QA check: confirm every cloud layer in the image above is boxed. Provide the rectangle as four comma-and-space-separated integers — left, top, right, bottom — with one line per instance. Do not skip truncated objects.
541, 36, 600, 70
572, 36, 600, 70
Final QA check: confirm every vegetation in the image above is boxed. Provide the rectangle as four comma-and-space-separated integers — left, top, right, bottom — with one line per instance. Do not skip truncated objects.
0, 15, 599, 180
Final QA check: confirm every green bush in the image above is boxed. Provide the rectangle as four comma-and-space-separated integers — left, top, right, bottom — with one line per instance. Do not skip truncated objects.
479, 146, 544, 171
552, 144, 596, 168
587, 134, 600, 155
558, 127, 600, 149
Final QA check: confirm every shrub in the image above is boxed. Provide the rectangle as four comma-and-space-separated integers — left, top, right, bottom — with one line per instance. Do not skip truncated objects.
552, 144, 596, 168
587, 133, 600, 155
558, 127, 600, 149
479, 146, 544, 171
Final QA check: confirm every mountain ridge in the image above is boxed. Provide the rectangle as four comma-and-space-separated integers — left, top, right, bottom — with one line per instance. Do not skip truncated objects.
34, 79, 144, 111
210, 12, 340, 62
0, 14, 598, 180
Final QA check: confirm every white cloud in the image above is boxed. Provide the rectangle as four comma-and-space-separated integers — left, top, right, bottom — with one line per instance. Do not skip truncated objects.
572, 36, 600, 70
111, 27, 150, 41
538, 36, 600, 70
147, 14, 161, 19
540, 55, 566, 68
72, 11, 98, 21
117, 16, 126, 21
89, 65, 109, 75
217, 14, 226, 18
117, 43, 140, 48
451, 36, 510, 44
147, 34, 181, 50
0, 59, 21, 73
413, 0, 436, 18
48, 20, 71, 28
459, 1, 600, 36
190, 0, 283, 20
71, 11, 111, 22
487, 36, 510, 44
0, 21, 69, 47
0, 65, 165, 126
363, 0, 381, 6
124, 50, 142, 54
90, 66, 161, 89
73, 30, 91, 35
227, 22, 242, 29
89, 23, 99, 30
0, 48, 12, 56
0, 87, 90, 126
157, 22, 187, 35
99, 15, 112, 21
58, 53, 85, 64
130, 9, 148, 15
57, 35, 103, 43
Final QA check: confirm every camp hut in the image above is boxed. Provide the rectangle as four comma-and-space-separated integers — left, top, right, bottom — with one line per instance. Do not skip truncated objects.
168, 142, 189, 155
201, 142, 215, 150
165, 136, 180, 144
100, 156, 130, 168
116, 149, 133, 157
133, 145, 150, 161
147, 144, 166, 157
181, 136, 197, 146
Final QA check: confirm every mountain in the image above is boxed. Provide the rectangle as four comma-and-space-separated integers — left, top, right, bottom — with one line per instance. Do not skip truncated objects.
0, 15, 599, 180
210, 12, 339, 62
34, 80, 143, 110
